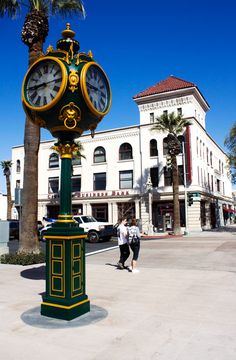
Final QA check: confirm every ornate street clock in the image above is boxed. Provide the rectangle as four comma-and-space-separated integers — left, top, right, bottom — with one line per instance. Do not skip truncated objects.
21, 24, 112, 321
22, 23, 112, 140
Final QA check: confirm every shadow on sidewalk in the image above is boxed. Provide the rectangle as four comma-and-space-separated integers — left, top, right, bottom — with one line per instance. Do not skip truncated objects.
203, 225, 236, 233
20, 265, 45, 280
21, 305, 108, 328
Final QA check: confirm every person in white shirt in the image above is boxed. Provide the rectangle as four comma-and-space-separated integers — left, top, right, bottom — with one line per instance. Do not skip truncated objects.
117, 217, 130, 269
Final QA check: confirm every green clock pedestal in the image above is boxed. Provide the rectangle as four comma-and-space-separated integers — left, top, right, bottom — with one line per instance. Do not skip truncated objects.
41, 142, 90, 320
41, 223, 90, 320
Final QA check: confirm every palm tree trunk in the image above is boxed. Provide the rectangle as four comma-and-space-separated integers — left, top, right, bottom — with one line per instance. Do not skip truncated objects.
6, 174, 12, 219
172, 155, 181, 235
19, 40, 43, 254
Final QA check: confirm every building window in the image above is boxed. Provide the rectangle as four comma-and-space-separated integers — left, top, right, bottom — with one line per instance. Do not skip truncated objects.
211, 175, 214, 191
150, 139, 158, 157
49, 153, 59, 168
150, 112, 154, 123
72, 175, 81, 192
164, 167, 172, 186
16, 180, 20, 189
16, 160, 21, 173
72, 156, 81, 166
206, 147, 209, 164
48, 177, 59, 194
196, 137, 198, 155
216, 179, 220, 192
163, 110, 168, 116
150, 167, 159, 187
178, 165, 184, 185
94, 172, 106, 190
177, 135, 184, 153
177, 107, 182, 116
94, 146, 106, 163
119, 143, 133, 160
163, 137, 169, 155
119, 170, 133, 189
210, 151, 213, 167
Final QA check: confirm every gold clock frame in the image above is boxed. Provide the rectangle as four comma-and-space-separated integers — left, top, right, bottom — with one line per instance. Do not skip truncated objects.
80, 61, 112, 117
22, 56, 68, 112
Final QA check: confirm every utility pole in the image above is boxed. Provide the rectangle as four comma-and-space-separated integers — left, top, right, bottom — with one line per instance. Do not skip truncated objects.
182, 141, 189, 235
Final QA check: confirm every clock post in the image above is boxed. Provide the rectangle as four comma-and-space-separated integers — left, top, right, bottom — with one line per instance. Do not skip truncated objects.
22, 24, 112, 320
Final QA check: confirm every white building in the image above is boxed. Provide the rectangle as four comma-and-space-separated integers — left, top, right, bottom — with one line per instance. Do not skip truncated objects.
11, 76, 233, 233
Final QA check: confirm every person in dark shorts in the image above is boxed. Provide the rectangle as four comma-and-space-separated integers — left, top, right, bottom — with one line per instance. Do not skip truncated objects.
128, 218, 141, 273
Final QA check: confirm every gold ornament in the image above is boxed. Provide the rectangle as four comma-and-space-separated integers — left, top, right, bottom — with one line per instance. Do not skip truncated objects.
68, 70, 79, 92
59, 102, 81, 129
52, 143, 81, 159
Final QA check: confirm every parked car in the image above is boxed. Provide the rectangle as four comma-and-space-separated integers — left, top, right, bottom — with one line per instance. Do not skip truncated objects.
73, 215, 115, 243
38, 224, 53, 241
8, 220, 19, 240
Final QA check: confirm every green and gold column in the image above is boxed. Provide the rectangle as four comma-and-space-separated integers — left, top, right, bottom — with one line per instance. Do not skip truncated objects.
41, 141, 90, 320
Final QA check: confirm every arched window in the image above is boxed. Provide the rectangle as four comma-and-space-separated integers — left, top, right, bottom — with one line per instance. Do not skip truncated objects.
119, 143, 133, 160
150, 139, 158, 157
49, 153, 59, 168
16, 160, 21, 173
163, 137, 168, 155
94, 146, 106, 163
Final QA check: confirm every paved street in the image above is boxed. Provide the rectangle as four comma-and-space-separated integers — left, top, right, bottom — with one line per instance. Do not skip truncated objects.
8, 237, 119, 255
1, 227, 236, 359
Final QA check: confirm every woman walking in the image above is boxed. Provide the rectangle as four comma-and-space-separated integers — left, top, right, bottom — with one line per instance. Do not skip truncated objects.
128, 219, 141, 273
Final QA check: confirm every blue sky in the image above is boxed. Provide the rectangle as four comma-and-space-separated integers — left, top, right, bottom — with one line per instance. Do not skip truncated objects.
0, 0, 236, 192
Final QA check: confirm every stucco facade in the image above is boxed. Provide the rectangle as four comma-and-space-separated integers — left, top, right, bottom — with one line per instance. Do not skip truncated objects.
11, 76, 233, 233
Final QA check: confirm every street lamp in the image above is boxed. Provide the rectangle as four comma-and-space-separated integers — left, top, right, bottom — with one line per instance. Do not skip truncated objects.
146, 175, 153, 236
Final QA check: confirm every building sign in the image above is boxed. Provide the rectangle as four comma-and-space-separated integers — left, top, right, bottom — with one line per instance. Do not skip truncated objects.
48, 190, 134, 200
72, 190, 130, 198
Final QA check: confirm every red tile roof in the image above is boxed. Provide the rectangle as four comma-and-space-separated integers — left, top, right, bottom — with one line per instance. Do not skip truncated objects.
133, 76, 196, 99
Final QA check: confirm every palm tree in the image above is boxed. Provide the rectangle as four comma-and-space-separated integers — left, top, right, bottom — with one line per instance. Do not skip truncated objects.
224, 121, 236, 183
152, 112, 191, 235
0, 1, 85, 253
1, 160, 13, 219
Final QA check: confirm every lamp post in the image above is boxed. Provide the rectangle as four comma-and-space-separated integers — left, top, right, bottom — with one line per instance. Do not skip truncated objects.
146, 175, 153, 236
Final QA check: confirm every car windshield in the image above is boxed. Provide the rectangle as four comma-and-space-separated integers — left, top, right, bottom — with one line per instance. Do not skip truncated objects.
81, 216, 97, 223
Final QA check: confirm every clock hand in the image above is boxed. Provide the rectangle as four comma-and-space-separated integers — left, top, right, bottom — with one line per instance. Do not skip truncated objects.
86, 82, 99, 92
27, 79, 60, 91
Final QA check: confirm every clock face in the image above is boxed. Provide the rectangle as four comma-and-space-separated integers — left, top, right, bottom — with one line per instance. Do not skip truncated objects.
81, 62, 111, 116
23, 58, 67, 111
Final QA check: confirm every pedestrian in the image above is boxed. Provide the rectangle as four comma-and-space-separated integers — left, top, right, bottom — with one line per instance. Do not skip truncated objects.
117, 217, 130, 269
128, 219, 141, 273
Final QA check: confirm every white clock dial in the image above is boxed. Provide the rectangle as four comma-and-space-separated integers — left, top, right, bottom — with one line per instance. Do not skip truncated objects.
85, 65, 109, 112
23, 57, 67, 111
81, 62, 111, 116
26, 61, 62, 107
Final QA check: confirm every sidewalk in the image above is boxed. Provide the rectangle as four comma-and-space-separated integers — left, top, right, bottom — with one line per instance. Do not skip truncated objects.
1, 230, 236, 360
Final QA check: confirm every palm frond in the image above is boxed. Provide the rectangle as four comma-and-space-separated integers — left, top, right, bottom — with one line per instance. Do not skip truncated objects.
152, 112, 191, 136
1, 160, 13, 176
51, 0, 85, 17
0, 0, 21, 17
